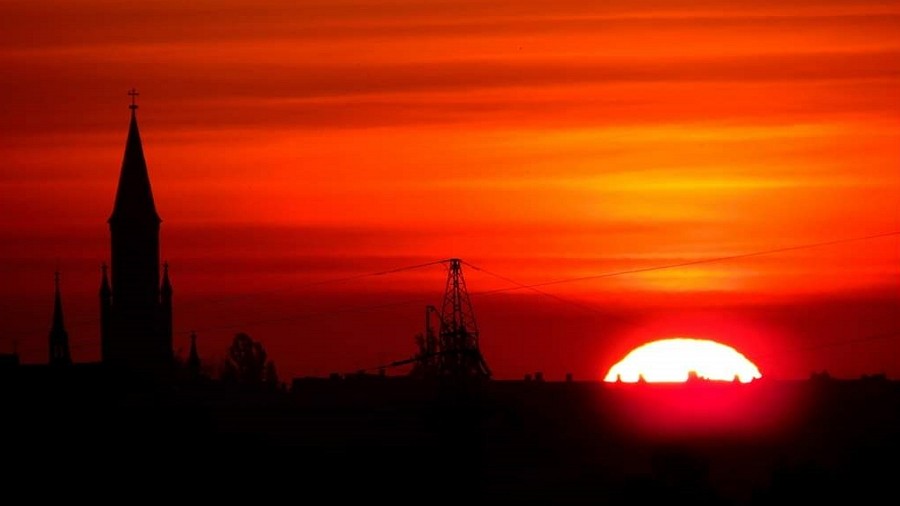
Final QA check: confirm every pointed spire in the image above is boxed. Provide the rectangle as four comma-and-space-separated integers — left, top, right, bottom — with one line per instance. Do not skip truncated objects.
49, 271, 71, 366
128, 88, 139, 111
109, 91, 160, 225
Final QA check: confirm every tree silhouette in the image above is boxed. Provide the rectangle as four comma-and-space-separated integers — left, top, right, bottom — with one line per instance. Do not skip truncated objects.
221, 332, 278, 387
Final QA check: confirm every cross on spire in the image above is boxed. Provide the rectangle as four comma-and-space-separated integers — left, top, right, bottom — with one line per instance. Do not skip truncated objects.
128, 88, 139, 110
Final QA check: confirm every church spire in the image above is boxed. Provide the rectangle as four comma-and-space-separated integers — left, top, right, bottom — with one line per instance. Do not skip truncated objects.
49, 271, 71, 366
102, 93, 172, 369
109, 89, 160, 226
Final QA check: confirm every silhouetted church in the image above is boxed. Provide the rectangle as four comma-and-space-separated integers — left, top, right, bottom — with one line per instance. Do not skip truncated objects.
99, 93, 173, 371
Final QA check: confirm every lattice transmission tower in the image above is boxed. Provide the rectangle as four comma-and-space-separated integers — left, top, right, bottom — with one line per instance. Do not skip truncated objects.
436, 259, 491, 378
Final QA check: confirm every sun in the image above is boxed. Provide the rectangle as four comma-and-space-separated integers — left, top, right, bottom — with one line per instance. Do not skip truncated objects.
604, 338, 762, 383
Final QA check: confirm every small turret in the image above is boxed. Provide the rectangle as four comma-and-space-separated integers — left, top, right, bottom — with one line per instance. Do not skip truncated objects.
49, 271, 72, 366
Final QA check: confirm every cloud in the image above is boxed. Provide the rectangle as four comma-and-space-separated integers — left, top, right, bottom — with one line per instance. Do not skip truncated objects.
3, 0, 899, 49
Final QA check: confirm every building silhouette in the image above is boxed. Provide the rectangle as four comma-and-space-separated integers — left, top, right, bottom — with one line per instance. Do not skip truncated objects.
48, 271, 71, 366
100, 94, 173, 371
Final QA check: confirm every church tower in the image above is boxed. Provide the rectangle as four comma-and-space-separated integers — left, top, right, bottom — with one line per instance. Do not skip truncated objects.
100, 90, 173, 370
49, 271, 71, 366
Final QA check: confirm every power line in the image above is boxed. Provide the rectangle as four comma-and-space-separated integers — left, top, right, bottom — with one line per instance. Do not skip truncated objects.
462, 260, 611, 316
459, 231, 900, 335
179, 230, 899, 340
458, 236, 900, 374
179, 258, 450, 309
458, 270, 900, 378
6, 230, 898, 358
0, 258, 452, 344
177, 295, 437, 335
469, 230, 900, 297
175, 258, 451, 334
11, 230, 898, 343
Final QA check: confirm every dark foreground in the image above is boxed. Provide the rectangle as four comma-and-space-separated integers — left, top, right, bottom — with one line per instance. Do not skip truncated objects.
3, 365, 899, 504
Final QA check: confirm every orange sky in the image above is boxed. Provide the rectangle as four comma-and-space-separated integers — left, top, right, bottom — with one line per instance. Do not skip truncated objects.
1, 0, 899, 380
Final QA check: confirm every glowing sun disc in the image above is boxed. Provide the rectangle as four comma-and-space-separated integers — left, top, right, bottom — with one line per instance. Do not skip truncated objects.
605, 338, 762, 383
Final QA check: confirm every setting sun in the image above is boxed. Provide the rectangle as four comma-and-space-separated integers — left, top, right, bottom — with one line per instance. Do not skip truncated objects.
605, 338, 762, 384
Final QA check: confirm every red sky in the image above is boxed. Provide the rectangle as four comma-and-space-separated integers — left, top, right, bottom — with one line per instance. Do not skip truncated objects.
1, 0, 899, 380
